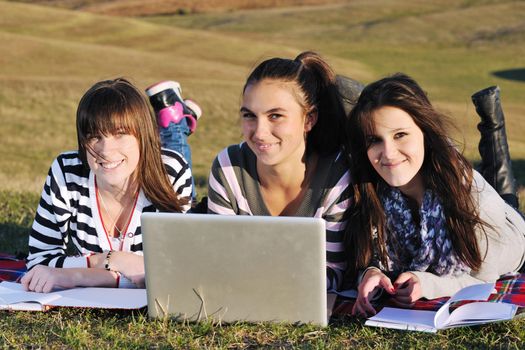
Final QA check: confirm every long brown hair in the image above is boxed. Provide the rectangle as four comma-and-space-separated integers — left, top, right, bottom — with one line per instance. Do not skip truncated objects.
243, 51, 347, 156
76, 78, 188, 212
345, 73, 486, 279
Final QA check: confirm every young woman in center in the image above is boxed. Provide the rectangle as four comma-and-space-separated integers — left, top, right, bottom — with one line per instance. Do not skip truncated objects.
22, 78, 192, 292
345, 73, 525, 316
207, 51, 352, 290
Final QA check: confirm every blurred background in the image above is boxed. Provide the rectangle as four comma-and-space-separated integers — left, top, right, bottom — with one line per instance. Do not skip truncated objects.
1, 0, 524, 203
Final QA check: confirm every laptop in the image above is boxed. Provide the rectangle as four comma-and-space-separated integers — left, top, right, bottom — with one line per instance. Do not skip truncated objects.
141, 213, 329, 326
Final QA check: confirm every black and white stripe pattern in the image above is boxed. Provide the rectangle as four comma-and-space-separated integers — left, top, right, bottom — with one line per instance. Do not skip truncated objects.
27, 149, 192, 270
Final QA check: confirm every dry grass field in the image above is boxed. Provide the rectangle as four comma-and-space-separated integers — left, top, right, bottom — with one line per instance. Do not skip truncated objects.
1, 1, 525, 347
10, 0, 347, 15
2, 0, 525, 195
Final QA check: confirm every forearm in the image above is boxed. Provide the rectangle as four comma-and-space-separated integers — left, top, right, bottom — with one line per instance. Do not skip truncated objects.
88, 251, 144, 287
71, 265, 137, 289
66, 268, 120, 288
410, 270, 488, 299
22, 265, 120, 292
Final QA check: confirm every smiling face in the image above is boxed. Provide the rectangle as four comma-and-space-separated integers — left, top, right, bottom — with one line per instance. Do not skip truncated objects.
241, 79, 316, 168
86, 132, 140, 191
366, 106, 426, 200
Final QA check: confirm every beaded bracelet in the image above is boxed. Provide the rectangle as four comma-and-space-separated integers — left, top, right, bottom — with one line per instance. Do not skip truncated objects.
104, 250, 113, 271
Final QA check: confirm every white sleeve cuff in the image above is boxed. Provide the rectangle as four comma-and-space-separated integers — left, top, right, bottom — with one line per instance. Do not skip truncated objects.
118, 275, 138, 289
62, 256, 88, 268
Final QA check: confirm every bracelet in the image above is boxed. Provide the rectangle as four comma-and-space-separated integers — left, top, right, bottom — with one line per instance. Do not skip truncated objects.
104, 251, 113, 271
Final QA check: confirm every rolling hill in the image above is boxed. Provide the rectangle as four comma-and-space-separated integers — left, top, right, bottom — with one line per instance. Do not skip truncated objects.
1, 0, 524, 194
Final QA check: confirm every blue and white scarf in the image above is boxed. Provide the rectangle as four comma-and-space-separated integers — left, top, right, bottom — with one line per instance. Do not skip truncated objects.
380, 187, 470, 276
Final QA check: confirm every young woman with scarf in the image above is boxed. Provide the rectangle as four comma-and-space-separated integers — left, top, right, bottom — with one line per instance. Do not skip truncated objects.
345, 73, 525, 316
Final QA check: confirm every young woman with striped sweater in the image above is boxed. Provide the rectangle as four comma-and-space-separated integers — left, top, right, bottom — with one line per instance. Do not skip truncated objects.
22, 78, 192, 292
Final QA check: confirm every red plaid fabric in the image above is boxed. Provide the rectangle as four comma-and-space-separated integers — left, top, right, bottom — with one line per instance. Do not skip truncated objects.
333, 273, 525, 316
0, 253, 27, 283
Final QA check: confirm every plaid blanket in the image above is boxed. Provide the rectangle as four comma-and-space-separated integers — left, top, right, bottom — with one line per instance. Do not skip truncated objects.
0, 253, 27, 283
3, 253, 525, 313
333, 273, 525, 316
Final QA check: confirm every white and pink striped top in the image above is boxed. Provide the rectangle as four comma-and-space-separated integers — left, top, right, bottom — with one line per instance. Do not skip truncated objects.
207, 143, 352, 290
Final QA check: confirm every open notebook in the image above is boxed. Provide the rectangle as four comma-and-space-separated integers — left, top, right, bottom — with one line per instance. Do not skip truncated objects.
0, 281, 146, 311
366, 283, 517, 332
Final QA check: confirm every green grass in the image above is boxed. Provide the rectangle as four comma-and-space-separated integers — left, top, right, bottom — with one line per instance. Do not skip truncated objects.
0, 190, 39, 255
2, 190, 525, 348
1, 0, 525, 347
2, 307, 523, 349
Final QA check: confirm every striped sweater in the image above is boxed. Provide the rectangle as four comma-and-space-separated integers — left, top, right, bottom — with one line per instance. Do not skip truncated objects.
208, 143, 352, 290
27, 149, 192, 281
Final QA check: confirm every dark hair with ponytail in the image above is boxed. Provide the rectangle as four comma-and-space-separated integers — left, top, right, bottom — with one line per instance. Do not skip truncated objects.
243, 51, 346, 156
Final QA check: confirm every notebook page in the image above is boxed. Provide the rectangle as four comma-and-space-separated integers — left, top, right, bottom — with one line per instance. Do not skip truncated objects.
366, 307, 436, 329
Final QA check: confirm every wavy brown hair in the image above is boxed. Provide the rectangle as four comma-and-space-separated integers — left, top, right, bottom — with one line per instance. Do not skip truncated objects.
344, 73, 487, 280
76, 78, 188, 212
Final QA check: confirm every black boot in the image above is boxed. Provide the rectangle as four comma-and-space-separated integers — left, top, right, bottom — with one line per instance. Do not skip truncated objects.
471, 86, 519, 208
335, 75, 365, 117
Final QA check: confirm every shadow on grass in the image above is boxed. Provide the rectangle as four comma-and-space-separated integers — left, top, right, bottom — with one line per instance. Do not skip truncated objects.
513, 159, 525, 186
472, 159, 525, 185
194, 174, 208, 190
0, 223, 30, 257
473, 158, 525, 212
0, 190, 39, 255
492, 68, 525, 83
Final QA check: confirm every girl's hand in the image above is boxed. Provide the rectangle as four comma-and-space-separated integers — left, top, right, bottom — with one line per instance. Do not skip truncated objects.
21, 265, 77, 293
107, 252, 145, 288
352, 268, 395, 317
392, 272, 422, 307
